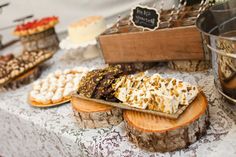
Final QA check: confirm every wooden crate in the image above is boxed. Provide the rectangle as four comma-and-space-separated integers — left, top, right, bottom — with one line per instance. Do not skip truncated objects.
98, 25, 204, 63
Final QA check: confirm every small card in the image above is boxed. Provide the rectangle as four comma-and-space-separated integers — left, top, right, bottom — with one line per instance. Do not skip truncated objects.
131, 5, 160, 31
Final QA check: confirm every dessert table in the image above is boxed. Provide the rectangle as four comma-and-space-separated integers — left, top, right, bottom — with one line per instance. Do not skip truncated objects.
0, 44, 236, 157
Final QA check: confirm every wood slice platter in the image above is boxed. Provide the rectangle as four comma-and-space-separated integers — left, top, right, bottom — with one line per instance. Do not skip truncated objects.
20, 27, 59, 52
168, 60, 210, 72
1, 67, 41, 90
72, 94, 189, 119
28, 96, 70, 108
123, 92, 209, 152
71, 95, 123, 129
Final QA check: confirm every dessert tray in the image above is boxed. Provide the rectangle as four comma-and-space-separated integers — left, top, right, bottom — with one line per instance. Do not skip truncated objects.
28, 67, 88, 108
71, 64, 202, 119
28, 97, 70, 108
0, 50, 53, 89
13, 16, 59, 36
72, 93, 204, 119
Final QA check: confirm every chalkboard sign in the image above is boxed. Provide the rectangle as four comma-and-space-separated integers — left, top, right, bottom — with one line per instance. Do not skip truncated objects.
131, 5, 160, 31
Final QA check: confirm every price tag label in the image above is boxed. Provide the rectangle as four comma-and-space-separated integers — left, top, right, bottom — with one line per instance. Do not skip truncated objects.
131, 5, 160, 31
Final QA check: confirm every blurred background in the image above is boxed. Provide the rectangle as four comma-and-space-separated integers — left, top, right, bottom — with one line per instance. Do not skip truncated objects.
0, 0, 228, 43
0, 0, 178, 43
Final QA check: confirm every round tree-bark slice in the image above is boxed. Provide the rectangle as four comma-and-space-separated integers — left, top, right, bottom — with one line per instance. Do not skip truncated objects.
124, 92, 209, 152
168, 60, 210, 72
20, 27, 59, 52
71, 96, 123, 129
2, 67, 41, 90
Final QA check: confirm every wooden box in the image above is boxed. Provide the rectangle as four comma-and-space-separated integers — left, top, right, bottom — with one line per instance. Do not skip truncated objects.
98, 25, 204, 63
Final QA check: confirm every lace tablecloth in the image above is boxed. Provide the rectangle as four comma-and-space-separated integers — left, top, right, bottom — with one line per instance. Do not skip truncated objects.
0, 48, 236, 157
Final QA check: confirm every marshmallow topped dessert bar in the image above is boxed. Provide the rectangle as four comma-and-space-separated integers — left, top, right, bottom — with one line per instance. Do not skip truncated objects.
68, 16, 106, 44
113, 72, 199, 114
